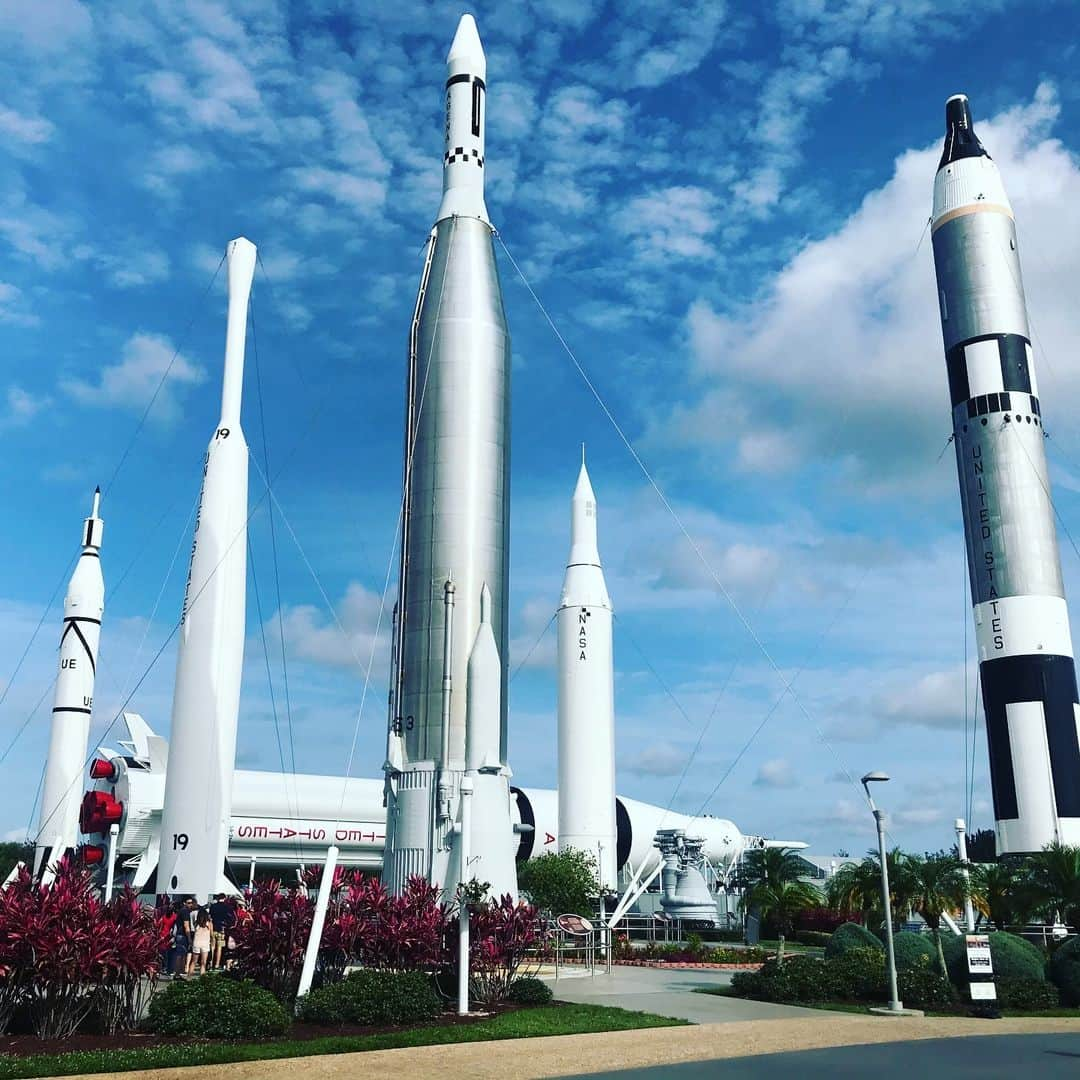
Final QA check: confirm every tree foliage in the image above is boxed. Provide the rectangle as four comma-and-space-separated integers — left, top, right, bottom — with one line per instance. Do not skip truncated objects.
516, 849, 598, 917
1026, 843, 1080, 929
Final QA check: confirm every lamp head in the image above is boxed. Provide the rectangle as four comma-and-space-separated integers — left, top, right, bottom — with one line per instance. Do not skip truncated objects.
861, 771, 889, 785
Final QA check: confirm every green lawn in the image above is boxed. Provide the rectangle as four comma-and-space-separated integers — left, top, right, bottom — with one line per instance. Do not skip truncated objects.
0, 1004, 686, 1079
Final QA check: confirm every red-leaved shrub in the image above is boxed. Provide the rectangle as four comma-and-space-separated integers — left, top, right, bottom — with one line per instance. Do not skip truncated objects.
230, 880, 313, 1002
467, 895, 543, 1007
0, 857, 166, 1038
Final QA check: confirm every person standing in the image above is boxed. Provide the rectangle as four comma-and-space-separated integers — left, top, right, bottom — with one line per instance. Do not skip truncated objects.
208, 892, 235, 971
190, 908, 213, 975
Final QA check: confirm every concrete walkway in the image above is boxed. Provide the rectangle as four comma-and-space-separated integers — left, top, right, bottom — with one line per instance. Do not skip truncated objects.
548, 965, 825, 1024
98, 1016, 1080, 1080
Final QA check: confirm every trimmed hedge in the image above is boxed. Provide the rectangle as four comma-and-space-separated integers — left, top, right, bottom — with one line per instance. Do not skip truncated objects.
146, 974, 289, 1039
1049, 935, 1080, 1005
996, 977, 1061, 1010
507, 977, 554, 1005
891, 931, 937, 972
824, 923, 883, 960
295, 970, 441, 1027
729, 949, 953, 1009
941, 932, 1046, 987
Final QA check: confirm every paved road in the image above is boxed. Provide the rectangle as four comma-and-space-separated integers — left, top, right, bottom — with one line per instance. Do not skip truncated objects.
568, 1033, 1080, 1078
549, 966, 827, 1024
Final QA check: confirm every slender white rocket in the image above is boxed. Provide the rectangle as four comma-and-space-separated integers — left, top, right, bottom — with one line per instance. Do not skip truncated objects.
437, 13, 488, 224
932, 96, 1080, 852
158, 236, 255, 898
557, 455, 617, 890
35, 489, 104, 876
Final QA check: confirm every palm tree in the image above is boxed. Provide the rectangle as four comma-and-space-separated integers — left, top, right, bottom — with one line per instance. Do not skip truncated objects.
735, 847, 809, 892
743, 878, 822, 964
735, 847, 818, 964
969, 860, 1035, 930
826, 848, 913, 930
904, 853, 968, 975
1027, 843, 1080, 929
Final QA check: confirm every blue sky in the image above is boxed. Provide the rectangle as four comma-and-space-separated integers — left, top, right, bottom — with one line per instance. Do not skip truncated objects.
5, 0, 1080, 860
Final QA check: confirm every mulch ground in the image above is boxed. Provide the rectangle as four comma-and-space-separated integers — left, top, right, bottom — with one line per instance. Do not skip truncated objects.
616, 960, 763, 970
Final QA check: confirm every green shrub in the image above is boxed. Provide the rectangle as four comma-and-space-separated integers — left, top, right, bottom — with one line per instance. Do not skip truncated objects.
507, 977, 554, 1005
146, 974, 289, 1039
891, 931, 937, 972
295, 970, 441, 1027
942, 932, 1047, 987
1049, 935, 1080, 1005
795, 931, 832, 947
730, 957, 828, 1002
828, 947, 886, 1000
996, 976, 1061, 1010
824, 922, 883, 960
898, 957, 955, 1008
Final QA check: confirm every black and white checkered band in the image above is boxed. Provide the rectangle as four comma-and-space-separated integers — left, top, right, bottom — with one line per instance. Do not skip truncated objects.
443, 146, 484, 167
946, 332, 1034, 407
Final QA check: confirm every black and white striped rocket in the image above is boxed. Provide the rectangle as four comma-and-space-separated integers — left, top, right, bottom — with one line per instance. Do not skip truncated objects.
932, 95, 1080, 854
35, 490, 104, 876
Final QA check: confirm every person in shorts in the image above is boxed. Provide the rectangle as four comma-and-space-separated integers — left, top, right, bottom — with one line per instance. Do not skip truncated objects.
189, 908, 213, 975
208, 893, 235, 971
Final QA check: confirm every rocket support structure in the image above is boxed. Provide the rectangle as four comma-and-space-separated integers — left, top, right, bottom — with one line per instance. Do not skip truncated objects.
158, 237, 256, 898
557, 458, 617, 890
383, 15, 517, 898
35, 490, 104, 877
932, 96, 1080, 853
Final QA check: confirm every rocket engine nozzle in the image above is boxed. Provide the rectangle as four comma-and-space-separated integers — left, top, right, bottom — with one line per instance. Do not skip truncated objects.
79, 790, 123, 834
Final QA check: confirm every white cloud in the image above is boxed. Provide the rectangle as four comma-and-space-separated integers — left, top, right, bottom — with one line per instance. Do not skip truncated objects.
753, 757, 799, 788
613, 186, 719, 262
60, 332, 206, 422
2, 385, 49, 428
270, 582, 389, 671
0, 105, 54, 145
0, 0, 92, 55
655, 85, 1074, 495
623, 741, 688, 777
0, 283, 38, 327
289, 167, 387, 215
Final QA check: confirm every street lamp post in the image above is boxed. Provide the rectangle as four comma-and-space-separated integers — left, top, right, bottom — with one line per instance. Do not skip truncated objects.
955, 818, 976, 932
861, 772, 903, 1013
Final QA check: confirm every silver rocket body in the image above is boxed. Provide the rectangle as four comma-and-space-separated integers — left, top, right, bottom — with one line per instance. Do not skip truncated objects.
932, 96, 1080, 853
35, 491, 104, 877
383, 14, 516, 898
158, 237, 256, 898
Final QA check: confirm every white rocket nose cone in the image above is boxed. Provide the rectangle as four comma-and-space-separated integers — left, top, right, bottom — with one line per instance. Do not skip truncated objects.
448, 13, 485, 75
573, 462, 595, 503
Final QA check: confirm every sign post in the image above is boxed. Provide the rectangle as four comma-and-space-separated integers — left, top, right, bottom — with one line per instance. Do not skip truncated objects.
965, 934, 998, 1012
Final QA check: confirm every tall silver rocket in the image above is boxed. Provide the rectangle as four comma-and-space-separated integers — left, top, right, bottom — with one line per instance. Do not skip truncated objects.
932, 96, 1080, 853
383, 14, 516, 897
557, 458, 617, 890
35, 490, 104, 876
158, 237, 256, 898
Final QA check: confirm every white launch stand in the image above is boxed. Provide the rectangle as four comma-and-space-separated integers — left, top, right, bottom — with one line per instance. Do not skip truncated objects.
296, 844, 339, 1002
457, 777, 473, 1015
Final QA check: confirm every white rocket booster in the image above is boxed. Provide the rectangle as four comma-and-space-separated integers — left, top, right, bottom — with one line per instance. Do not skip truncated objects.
445, 584, 517, 898
158, 237, 256, 898
557, 457, 617, 890
35, 489, 104, 875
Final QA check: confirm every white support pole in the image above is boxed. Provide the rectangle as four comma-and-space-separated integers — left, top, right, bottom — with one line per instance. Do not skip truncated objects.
40, 833, 64, 887
248, 856, 257, 892
608, 861, 662, 932
296, 845, 339, 1002
457, 776, 473, 1016
955, 818, 977, 931
104, 823, 119, 900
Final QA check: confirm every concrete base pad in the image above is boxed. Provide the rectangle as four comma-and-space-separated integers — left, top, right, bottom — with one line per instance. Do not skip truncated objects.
869, 1006, 925, 1017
